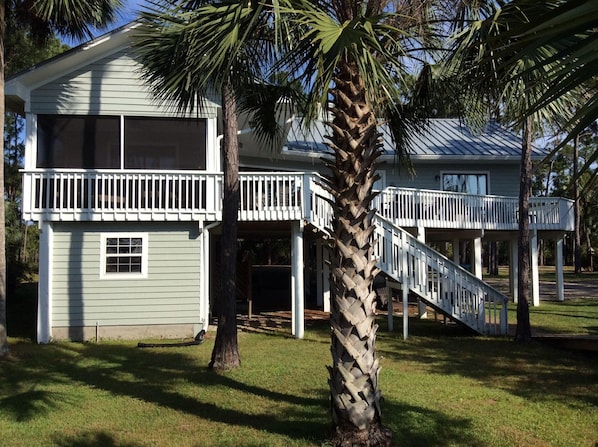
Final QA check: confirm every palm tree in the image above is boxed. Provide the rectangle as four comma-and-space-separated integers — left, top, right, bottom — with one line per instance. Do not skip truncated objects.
507, 0, 598, 144
448, 0, 585, 342
134, 0, 299, 371
271, 2, 472, 444
138, 0, 486, 442
0, 0, 123, 358
165, 1, 488, 443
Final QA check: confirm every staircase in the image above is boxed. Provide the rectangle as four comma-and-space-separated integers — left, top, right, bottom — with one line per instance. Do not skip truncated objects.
308, 177, 509, 336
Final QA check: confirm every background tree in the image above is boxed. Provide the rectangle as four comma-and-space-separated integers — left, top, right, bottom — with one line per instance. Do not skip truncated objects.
540, 128, 598, 270
0, 0, 123, 358
448, 0, 585, 343
4, 19, 68, 301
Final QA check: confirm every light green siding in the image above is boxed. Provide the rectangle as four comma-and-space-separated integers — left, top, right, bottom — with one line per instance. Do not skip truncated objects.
384, 161, 521, 197
244, 154, 522, 197
30, 49, 218, 118
51, 222, 202, 328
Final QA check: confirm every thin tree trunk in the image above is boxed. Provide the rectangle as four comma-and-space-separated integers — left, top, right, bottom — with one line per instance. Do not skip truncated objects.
209, 80, 240, 371
515, 116, 533, 344
573, 135, 581, 274
0, 0, 9, 358
327, 61, 392, 447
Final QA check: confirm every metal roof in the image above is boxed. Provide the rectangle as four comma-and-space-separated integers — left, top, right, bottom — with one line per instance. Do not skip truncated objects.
283, 118, 547, 160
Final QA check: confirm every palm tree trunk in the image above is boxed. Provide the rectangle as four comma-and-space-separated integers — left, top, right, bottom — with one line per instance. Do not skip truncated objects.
515, 116, 533, 343
0, 0, 9, 358
209, 79, 241, 371
327, 61, 391, 447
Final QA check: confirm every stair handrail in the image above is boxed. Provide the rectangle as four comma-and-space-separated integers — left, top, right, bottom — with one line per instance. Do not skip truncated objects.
307, 175, 509, 335
373, 214, 509, 335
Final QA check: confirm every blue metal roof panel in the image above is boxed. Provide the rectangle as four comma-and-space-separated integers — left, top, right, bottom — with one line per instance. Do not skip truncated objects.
283, 118, 547, 159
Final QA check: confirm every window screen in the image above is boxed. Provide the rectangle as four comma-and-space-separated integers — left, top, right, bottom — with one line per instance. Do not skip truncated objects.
124, 117, 207, 170
37, 115, 120, 168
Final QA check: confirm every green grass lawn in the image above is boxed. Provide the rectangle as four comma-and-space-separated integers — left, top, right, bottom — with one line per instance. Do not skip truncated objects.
507, 298, 598, 335
2, 311, 597, 447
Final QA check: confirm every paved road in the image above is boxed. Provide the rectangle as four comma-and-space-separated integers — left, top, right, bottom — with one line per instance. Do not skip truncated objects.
484, 277, 598, 301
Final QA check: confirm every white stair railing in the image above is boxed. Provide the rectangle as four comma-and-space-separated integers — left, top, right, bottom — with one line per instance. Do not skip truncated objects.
308, 177, 509, 335
373, 215, 508, 335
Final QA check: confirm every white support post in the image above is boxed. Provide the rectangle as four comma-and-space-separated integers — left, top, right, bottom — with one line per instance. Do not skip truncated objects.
315, 238, 331, 312
531, 229, 540, 307
510, 240, 518, 303
200, 221, 219, 333
207, 118, 220, 172
402, 281, 409, 340
387, 282, 394, 332
416, 226, 427, 319
37, 221, 53, 344
25, 114, 37, 170
556, 237, 565, 302
291, 221, 305, 339
472, 236, 483, 280
316, 238, 323, 308
400, 235, 409, 340
323, 244, 331, 313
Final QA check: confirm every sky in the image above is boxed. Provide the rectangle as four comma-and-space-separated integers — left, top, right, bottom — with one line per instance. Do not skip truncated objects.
64, 0, 148, 46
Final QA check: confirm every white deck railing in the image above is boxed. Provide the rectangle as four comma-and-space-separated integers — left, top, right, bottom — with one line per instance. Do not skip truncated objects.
22, 170, 573, 232
374, 187, 574, 231
22, 169, 305, 222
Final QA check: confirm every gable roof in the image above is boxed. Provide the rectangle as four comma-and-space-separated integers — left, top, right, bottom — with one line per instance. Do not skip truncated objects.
283, 118, 547, 161
5, 22, 138, 114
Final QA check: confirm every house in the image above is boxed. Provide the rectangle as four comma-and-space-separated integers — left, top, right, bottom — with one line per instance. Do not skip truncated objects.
6, 23, 574, 343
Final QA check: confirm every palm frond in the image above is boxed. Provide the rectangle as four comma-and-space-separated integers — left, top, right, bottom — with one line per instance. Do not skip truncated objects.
26, 0, 124, 40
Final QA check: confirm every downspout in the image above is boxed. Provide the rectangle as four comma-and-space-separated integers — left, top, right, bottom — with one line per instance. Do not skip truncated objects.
199, 221, 220, 333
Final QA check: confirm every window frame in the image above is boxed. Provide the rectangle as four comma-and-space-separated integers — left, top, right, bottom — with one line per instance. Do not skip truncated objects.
123, 116, 207, 170
35, 114, 208, 171
36, 114, 121, 169
439, 171, 490, 195
99, 232, 149, 279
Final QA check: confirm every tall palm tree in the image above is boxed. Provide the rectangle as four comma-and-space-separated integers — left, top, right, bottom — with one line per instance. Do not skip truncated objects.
134, 0, 299, 371
448, 0, 585, 342
273, 2, 475, 444
138, 0, 487, 442
0, 0, 123, 358
167, 1, 487, 444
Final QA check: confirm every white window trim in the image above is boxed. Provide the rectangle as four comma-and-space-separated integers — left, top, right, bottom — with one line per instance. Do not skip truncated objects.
100, 232, 148, 279
439, 170, 490, 195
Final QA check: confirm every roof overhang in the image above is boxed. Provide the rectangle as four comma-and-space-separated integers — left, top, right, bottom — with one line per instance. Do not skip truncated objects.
5, 22, 140, 115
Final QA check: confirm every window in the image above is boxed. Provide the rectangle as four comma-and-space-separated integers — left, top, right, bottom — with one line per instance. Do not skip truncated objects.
100, 233, 148, 278
442, 173, 488, 195
36, 115, 208, 170
37, 115, 120, 168
124, 117, 207, 170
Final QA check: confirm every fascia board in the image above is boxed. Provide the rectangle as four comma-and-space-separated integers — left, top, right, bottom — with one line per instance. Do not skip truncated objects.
389, 154, 534, 162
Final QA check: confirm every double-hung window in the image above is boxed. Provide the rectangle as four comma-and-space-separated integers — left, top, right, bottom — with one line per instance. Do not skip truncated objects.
100, 233, 148, 278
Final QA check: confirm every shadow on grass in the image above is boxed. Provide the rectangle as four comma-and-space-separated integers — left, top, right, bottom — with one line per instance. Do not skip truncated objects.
54, 432, 142, 447
2, 339, 329, 443
377, 318, 598, 409
383, 400, 479, 447
0, 387, 73, 422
